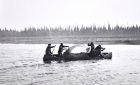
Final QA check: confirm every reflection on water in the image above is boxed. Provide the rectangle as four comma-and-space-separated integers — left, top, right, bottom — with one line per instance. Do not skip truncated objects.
0, 44, 140, 85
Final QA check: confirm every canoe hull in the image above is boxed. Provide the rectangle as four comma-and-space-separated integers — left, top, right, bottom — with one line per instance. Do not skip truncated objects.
63, 52, 112, 61
43, 54, 59, 61
43, 52, 112, 61
101, 52, 112, 59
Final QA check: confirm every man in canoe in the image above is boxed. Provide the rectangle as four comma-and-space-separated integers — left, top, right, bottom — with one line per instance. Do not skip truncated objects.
95, 45, 105, 58
88, 42, 95, 57
58, 43, 69, 62
45, 44, 56, 55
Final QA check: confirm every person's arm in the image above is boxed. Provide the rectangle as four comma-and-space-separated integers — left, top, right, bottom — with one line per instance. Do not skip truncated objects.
88, 43, 91, 46
62, 45, 69, 51
63, 45, 69, 47
101, 47, 105, 51
50, 45, 56, 48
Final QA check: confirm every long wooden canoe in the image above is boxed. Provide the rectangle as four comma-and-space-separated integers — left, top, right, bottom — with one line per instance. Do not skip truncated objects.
43, 52, 112, 61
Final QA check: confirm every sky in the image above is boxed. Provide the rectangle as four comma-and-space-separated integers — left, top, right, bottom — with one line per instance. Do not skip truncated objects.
0, 0, 140, 30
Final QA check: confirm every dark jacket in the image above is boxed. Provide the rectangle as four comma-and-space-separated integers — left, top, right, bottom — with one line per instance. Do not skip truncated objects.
58, 44, 69, 54
46, 45, 55, 55
95, 45, 105, 51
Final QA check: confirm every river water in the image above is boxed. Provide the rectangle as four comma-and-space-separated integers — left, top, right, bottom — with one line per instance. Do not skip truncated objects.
0, 44, 140, 85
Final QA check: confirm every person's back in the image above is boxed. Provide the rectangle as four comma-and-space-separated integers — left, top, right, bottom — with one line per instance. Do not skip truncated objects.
58, 44, 63, 54
95, 45, 101, 51
46, 46, 51, 54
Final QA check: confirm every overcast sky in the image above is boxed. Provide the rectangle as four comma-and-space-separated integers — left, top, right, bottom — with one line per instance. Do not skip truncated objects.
0, 0, 140, 30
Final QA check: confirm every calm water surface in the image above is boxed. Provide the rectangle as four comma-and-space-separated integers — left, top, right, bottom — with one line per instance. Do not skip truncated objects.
0, 44, 140, 85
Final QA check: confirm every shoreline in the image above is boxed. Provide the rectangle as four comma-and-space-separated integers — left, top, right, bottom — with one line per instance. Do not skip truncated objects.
0, 36, 140, 45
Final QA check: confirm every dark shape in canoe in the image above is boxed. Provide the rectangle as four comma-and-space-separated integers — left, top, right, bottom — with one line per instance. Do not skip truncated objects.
43, 54, 59, 61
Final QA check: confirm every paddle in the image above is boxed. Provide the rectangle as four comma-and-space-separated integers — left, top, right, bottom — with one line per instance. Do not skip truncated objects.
51, 45, 56, 57
101, 48, 105, 51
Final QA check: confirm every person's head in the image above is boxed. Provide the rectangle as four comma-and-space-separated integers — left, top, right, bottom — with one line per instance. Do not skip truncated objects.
98, 45, 101, 47
60, 43, 63, 46
91, 42, 94, 45
48, 44, 51, 46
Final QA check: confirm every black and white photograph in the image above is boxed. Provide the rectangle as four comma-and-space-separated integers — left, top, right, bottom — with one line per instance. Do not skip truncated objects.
0, 0, 140, 85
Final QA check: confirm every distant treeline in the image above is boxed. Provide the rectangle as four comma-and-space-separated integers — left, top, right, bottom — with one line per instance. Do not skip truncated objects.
0, 24, 140, 37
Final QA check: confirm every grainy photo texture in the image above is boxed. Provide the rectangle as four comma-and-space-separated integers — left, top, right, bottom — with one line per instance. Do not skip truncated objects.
0, 0, 140, 85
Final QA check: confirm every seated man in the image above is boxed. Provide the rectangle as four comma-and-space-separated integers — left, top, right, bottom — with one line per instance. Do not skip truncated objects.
95, 45, 105, 58
45, 44, 56, 55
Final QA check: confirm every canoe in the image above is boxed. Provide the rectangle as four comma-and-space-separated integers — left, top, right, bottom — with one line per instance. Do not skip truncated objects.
43, 52, 112, 61
63, 52, 112, 61
101, 52, 112, 59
